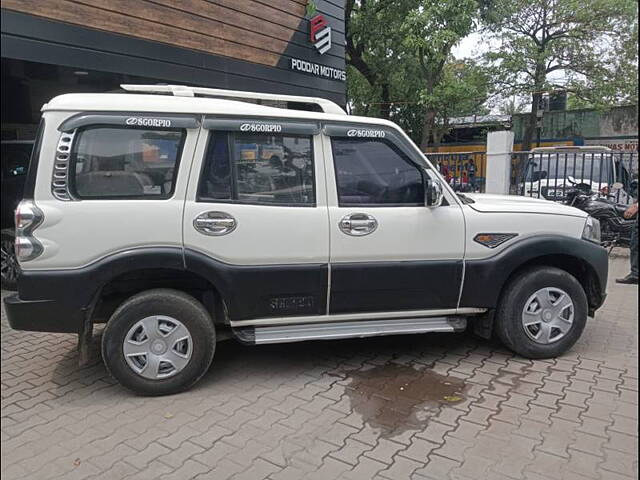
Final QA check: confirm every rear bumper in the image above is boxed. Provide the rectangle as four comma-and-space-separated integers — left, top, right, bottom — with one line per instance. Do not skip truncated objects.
4, 294, 83, 333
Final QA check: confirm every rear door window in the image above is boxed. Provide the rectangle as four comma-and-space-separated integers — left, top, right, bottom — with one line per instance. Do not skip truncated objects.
198, 131, 315, 206
70, 127, 185, 199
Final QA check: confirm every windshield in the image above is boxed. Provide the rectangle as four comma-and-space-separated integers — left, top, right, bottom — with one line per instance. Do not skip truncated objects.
525, 153, 613, 183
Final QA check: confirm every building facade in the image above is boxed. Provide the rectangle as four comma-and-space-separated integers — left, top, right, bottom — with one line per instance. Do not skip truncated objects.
1, 0, 346, 140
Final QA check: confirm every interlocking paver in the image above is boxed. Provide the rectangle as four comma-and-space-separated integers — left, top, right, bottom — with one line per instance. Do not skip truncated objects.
1, 256, 637, 480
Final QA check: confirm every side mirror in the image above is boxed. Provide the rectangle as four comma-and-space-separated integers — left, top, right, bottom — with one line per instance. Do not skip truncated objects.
424, 176, 444, 207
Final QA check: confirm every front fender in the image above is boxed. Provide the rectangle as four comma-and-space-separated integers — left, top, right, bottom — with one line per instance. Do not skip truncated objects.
460, 235, 608, 310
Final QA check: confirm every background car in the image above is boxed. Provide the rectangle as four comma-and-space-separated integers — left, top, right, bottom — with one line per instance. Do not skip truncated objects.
1, 140, 33, 290
520, 146, 632, 203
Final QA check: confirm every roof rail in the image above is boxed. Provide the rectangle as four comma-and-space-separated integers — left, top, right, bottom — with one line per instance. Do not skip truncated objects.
120, 84, 346, 115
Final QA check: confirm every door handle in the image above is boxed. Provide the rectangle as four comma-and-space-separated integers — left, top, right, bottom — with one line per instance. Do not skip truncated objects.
193, 211, 237, 236
339, 213, 378, 236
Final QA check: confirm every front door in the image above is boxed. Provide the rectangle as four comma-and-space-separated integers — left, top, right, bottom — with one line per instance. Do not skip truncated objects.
322, 125, 465, 315
183, 118, 329, 321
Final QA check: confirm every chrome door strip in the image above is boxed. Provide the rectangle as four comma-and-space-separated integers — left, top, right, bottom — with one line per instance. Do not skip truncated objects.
228, 307, 486, 328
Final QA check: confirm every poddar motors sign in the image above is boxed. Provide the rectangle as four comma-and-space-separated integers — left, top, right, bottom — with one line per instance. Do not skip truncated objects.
289, 8, 346, 82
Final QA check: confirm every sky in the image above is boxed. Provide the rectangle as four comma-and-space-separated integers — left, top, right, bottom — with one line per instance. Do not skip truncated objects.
452, 32, 488, 60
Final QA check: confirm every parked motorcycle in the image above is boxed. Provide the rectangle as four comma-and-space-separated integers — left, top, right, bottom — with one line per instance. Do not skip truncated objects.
565, 180, 637, 250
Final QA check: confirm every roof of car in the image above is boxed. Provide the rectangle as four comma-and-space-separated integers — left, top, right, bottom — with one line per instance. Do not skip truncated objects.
42, 93, 395, 128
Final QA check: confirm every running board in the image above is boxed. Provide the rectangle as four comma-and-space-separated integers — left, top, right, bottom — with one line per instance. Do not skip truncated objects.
232, 317, 467, 345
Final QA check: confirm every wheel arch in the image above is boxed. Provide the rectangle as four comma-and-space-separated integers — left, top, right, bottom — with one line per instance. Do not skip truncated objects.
498, 254, 604, 316
17, 247, 230, 333
461, 235, 608, 317
92, 267, 227, 327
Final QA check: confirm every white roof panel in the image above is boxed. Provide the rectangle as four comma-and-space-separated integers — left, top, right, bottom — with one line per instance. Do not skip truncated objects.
42, 93, 392, 127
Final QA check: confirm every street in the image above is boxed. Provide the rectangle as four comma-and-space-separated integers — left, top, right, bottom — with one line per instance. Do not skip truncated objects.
1, 256, 637, 480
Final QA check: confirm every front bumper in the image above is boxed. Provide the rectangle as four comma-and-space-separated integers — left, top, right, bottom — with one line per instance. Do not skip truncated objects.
4, 294, 83, 333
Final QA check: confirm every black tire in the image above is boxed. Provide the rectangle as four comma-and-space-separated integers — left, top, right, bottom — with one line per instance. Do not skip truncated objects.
495, 266, 588, 359
1, 230, 18, 291
102, 289, 216, 396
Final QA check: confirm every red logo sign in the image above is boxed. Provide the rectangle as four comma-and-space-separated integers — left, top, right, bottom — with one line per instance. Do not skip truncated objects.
310, 14, 331, 55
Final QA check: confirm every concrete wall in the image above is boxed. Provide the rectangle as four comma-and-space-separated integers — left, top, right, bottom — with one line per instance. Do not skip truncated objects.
511, 105, 638, 142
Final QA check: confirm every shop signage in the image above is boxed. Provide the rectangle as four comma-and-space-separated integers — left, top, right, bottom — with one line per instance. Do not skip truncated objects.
288, 2, 346, 81
310, 14, 331, 55
289, 58, 346, 81
584, 138, 638, 152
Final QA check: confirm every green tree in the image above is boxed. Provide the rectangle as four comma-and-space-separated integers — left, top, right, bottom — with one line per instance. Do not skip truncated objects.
422, 60, 491, 147
403, 0, 479, 148
346, 0, 485, 147
482, 0, 638, 150
345, 0, 417, 119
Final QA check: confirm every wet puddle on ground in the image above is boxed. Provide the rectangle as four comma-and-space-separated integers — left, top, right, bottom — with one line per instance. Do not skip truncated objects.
335, 363, 467, 439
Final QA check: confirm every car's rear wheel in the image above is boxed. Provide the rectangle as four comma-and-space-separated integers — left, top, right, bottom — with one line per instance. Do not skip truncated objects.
102, 289, 215, 395
1, 230, 18, 291
495, 266, 588, 359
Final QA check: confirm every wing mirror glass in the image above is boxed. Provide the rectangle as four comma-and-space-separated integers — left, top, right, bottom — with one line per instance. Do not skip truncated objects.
424, 175, 444, 207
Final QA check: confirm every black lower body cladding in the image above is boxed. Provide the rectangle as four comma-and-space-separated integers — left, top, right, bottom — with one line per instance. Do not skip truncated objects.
329, 260, 463, 313
4, 295, 84, 333
460, 235, 609, 313
4, 247, 330, 333
183, 249, 328, 319
3, 235, 609, 334
5, 247, 185, 333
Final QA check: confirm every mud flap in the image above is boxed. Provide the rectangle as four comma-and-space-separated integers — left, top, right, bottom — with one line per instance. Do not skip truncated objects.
77, 303, 96, 367
473, 310, 495, 340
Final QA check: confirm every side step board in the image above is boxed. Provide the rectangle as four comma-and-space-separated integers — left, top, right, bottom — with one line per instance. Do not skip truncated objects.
233, 317, 467, 345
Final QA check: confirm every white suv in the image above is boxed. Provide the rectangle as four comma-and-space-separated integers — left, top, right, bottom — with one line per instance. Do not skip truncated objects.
521, 146, 631, 202
5, 85, 608, 395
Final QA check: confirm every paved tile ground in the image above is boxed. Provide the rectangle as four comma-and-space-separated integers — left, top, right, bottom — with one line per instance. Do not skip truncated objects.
1, 256, 638, 480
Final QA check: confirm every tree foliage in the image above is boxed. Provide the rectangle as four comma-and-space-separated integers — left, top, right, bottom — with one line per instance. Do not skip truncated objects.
482, 0, 638, 150
345, 0, 487, 147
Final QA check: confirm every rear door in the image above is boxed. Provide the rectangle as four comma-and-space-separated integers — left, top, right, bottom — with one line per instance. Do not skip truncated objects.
183, 118, 329, 322
322, 124, 465, 315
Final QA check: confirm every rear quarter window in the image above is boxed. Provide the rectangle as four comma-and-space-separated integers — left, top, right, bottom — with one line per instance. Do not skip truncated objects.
69, 126, 186, 199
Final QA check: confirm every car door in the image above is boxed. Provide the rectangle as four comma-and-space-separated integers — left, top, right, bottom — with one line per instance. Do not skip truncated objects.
183, 117, 329, 322
322, 124, 465, 315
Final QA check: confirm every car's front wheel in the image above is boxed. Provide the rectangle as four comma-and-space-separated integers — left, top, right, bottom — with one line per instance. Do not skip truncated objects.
102, 289, 216, 395
495, 266, 588, 359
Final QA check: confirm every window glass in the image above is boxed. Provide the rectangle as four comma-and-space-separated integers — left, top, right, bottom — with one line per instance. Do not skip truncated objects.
199, 131, 315, 205
331, 138, 423, 205
198, 131, 232, 200
71, 127, 184, 199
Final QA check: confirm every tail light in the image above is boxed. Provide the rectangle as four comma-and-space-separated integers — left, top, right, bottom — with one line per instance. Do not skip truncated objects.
14, 200, 44, 262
